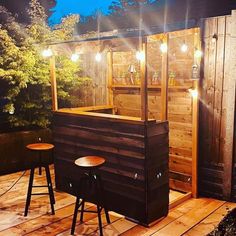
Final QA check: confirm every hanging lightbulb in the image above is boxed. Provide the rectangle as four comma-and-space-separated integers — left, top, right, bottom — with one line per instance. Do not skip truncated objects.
95, 52, 102, 62
71, 53, 80, 62
181, 43, 188, 52
136, 50, 145, 61
195, 49, 203, 58
189, 89, 198, 98
160, 43, 168, 53
42, 48, 53, 58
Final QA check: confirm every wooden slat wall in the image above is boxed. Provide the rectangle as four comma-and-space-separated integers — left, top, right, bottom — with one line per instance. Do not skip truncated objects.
199, 10, 236, 200
80, 53, 108, 106
53, 112, 169, 225
113, 29, 195, 193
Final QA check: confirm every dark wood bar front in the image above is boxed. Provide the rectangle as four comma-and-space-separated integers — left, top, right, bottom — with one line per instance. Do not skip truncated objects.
53, 106, 169, 225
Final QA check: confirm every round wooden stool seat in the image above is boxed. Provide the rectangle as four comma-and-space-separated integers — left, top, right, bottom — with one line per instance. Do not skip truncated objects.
75, 156, 105, 168
26, 143, 54, 151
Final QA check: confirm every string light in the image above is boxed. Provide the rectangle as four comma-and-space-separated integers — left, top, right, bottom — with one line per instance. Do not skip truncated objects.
95, 52, 102, 62
181, 43, 188, 52
195, 49, 203, 58
71, 53, 80, 62
189, 89, 198, 98
136, 50, 145, 61
160, 43, 168, 53
42, 48, 53, 58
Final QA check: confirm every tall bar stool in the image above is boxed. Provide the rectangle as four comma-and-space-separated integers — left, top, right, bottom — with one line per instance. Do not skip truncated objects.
71, 156, 110, 235
24, 142, 55, 217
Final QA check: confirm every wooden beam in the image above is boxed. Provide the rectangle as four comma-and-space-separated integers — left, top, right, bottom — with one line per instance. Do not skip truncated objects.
222, 10, 236, 200
107, 51, 114, 107
50, 55, 58, 111
192, 28, 201, 198
140, 37, 148, 121
161, 34, 169, 121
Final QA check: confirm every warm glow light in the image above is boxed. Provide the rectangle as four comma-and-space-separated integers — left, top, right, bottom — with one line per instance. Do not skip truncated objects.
42, 48, 53, 58
181, 43, 188, 52
195, 49, 203, 58
189, 89, 198, 98
136, 50, 145, 61
71, 53, 80, 62
95, 52, 102, 62
160, 43, 168, 53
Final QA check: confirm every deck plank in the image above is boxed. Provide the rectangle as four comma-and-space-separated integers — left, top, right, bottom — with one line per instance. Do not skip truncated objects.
0, 167, 234, 236
152, 199, 225, 236
184, 202, 236, 236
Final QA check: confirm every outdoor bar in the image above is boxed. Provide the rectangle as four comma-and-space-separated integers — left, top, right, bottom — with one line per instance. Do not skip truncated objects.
51, 27, 200, 225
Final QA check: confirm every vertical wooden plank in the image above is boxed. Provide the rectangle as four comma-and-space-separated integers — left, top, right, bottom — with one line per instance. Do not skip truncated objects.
221, 11, 236, 199
213, 17, 226, 164
161, 34, 169, 121
107, 51, 114, 106
140, 37, 148, 121
50, 55, 58, 111
192, 28, 201, 198
207, 18, 218, 163
199, 19, 210, 165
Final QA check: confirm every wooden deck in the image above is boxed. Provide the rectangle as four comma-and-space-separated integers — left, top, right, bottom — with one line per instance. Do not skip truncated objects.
0, 167, 235, 236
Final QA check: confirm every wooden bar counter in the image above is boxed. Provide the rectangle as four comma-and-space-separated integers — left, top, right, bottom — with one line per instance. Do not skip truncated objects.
53, 105, 169, 225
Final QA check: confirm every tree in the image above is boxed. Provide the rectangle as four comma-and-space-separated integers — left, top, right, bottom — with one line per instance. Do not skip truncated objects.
0, 0, 56, 23
108, 0, 158, 16
0, 0, 90, 129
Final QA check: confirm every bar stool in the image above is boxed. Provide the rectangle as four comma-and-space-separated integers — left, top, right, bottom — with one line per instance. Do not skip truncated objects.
24, 143, 55, 217
71, 156, 110, 235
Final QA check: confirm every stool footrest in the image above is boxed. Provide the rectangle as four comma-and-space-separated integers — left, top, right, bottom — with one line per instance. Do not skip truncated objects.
78, 208, 103, 214
31, 193, 50, 196
32, 185, 49, 188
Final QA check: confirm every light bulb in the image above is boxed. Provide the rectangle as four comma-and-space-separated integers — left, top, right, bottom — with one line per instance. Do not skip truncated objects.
95, 52, 102, 62
136, 51, 145, 61
189, 89, 198, 98
181, 43, 188, 52
71, 53, 80, 62
42, 48, 53, 58
160, 43, 168, 53
195, 50, 202, 58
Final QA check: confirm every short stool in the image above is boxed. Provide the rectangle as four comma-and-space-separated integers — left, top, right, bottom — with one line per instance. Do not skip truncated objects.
24, 143, 55, 216
71, 156, 110, 235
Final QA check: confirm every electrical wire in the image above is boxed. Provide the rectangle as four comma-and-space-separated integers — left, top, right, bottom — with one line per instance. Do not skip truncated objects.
0, 170, 26, 198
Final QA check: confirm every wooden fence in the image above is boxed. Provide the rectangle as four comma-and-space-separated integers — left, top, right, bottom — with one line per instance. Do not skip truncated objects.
199, 10, 236, 200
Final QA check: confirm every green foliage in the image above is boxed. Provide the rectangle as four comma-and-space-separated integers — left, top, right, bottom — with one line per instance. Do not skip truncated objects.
109, 0, 158, 15
0, 0, 90, 129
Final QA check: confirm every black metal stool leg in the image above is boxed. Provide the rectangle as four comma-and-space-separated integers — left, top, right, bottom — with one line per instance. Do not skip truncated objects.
80, 199, 85, 222
39, 152, 42, 175
71, 197, 81, 235
97, 175, 110, 224
24, 168, 35, 217
94, 175, 104, 236
97, 204, 103, 236
45, 165, 55, 214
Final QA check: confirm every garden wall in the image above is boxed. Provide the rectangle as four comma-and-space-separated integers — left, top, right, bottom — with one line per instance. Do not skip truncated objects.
0, 129, 52, 175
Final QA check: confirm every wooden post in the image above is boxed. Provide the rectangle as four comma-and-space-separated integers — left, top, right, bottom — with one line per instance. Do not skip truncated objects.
161, 34, 169, 121
107, 51, 113, 106
192, 28, 201, 198
140, 37, 148, 121
50, 55, 58, 111
222, 10, 236, 200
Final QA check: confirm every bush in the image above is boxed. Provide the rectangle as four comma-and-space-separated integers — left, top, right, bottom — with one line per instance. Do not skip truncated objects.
0, 0, 91, 130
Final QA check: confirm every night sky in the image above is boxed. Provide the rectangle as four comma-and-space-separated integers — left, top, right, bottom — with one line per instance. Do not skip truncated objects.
49, 0, 113, 24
